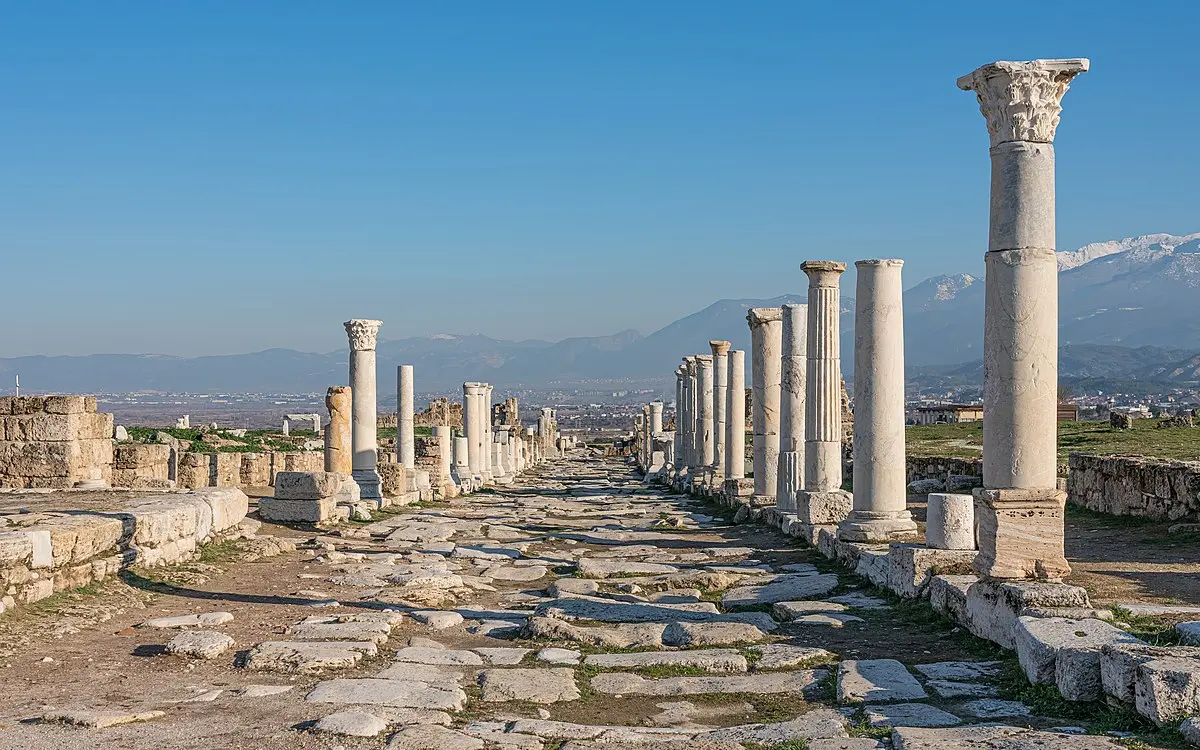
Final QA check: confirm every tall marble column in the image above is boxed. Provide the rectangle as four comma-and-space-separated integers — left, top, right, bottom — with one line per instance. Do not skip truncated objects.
434, 425, 453, 488
959, 58, 1087, 579
324, 385, 353, 475
344, 319, 383, 500
797, 262, 852, 524
673, 367, 686, 470
839, 260, 917, 541
463, 382, 485, 477
682, 356, 698, 471
725, 349, 746, 481
397, 365, 416, 470
697, 355, 715, 467
710, 341, 730, 477
776, 303, 807, 511
747, 308, 782, 502
483, 384, 495, 477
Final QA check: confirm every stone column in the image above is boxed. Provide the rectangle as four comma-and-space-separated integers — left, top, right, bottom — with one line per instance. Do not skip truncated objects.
463, 382, 484, 477
681, 357, 697, 471
958, 58, 1087, 579
452, 435, 470, 483
397, 364, 416, 470
725, 349, 746, 480
649, 401, 664, 437
839, 259, 917, 541
673, 368, 685, 469
747, 308, 782, 502
324, 385, 352, 475
642, 404, 652, 466
697, 355, 715, 468
344, 319, 383, 500
710, 341, 730, 477
434, 425, 453, 486
797, 262, 852, 524
777, 303, 807, 511
483, 384, 494, 476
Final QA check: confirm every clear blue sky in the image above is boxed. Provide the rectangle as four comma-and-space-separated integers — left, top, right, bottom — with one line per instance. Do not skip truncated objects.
2, 2, 1196, 357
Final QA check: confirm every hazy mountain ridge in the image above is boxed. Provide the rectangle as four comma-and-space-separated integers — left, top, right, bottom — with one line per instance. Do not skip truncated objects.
2, 233, 1197, 393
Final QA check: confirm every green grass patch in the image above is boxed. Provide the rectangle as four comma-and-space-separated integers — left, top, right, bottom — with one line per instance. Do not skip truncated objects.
1110, 606, 1184, 646
197, 539, 244, 564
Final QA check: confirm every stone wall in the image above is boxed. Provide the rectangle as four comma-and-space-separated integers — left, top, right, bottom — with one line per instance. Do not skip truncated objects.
0, 488, 248, 612
176, 451, 323, 490
113, 444, 171, 488
906, 456, 985, 493
416, 398, 463, 429
0, 396, 113, 488
1067, 453, 1200, 521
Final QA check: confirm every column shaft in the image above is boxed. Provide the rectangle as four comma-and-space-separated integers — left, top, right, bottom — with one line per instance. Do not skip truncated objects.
344, 319, 383, 500
747, 308, 782, 500
397, 365, 415, 470
710, 341, 730, 477
726, 349, 746, 479
777, 303, 807, 510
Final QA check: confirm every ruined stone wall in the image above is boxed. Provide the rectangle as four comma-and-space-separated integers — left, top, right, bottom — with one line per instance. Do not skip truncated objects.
113, 444, 171, 488
176, 451, 322, 490
0, 396, 113, 488
492, 398, 519, 428
1067, 453, 1200, 521
415, 398, 462, 429
906, 456, 985, 493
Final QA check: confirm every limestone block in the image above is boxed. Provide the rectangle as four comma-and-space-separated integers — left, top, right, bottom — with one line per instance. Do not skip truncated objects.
379, 463, 405, 498
43, 515, 126, 567
929, 574, 976, 624
198, 488, 250, 535
259, 496, 336, 523
853, 549, 891, 588
799, 489, 853, 525
212, 452, 241, 486
887, 545, 976, 599
177, 453, 212, 489
239, 453, 271, 487
1100, 643, 1200, 706
42, 396, 90, 414
973, 487, 1069, 580
0, 532, 35, 568
964, 580, 1091, 650
926, 493, 975, 550
274, 471, 346, 500
1136, 655, 1200, 725
1014, 616, 1141, 700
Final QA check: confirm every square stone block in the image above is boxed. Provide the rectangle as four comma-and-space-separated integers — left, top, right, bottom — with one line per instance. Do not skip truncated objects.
964, 580, 1091, 650
888, 545, 977, 599
973, 487, 1069, 580
259, 496, 336, 523
798, 489, 853, 525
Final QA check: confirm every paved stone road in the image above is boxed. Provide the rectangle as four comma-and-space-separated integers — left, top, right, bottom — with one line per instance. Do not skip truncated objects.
0, 454, 1130, 749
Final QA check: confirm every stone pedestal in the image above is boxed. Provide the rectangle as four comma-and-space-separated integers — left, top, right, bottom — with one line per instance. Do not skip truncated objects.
344, 319, 382, 501
725, 349, 746, 480
709, 341, 730, 477
797, 263, 851, 523
397, 365, 416, 470
777, 304, 806, 511
839, 259, 916, 541
958, 58, 1088, 579
747, 308, 782, 503
324, 386, 352, 475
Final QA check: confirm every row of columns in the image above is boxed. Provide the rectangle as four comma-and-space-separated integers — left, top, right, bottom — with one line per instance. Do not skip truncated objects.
649, 57, 1085, 581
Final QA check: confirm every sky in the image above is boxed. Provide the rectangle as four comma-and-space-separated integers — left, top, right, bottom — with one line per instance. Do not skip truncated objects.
2, 1, 1197, 357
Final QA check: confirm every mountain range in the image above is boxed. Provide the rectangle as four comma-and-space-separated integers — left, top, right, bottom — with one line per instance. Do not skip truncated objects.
3, 233, 1199, 395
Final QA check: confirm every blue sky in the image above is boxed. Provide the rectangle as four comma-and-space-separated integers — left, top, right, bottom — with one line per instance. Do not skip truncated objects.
2, 1, 1196, 356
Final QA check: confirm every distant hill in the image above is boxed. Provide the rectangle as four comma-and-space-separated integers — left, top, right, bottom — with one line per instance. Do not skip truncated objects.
2, 232, 1198, 394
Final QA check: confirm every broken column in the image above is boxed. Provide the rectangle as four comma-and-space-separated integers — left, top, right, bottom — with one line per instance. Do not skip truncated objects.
723, 349, 748, 492
710, 340, 730, 478
397, 365, 415, 470
747, 308, 782, 503
797, 262, 851, 525
344, 319, 383, 501
958, 58, 1088, 579
776, 303, 807, 511
839, 259, 917, 541
324, 386, 352, 474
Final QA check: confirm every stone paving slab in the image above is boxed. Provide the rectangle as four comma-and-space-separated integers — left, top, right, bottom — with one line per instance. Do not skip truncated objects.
591, 669, 825, 697
583, 649, 748, 672
243, 640, 378, 673
837, 659, 928, 703
306, 678, 467, 710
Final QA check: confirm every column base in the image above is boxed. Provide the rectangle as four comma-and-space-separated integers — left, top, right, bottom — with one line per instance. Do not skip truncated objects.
973, 487, 1070, 580
723, 478, 753, 498
797, 489, 853, 525
351, 468, 382, 501
749, 494, 777, 508
838, 509, 919, 542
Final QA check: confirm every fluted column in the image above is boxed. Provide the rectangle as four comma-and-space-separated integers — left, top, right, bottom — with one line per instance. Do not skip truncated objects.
776, 303, 807, 511
796, 262, 852, 525
397, 365, 415, 470
747, 308, 782, 502
725, 349, 746, 481
710, 341, 730, 477
344, 319, 383, 500
839, 259, 917, 541
673, 368, 685, 470
959, 58, 1087, 579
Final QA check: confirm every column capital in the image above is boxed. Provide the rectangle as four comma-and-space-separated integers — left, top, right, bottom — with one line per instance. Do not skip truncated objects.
344, 319, 382, 351
855, 258, 904, 270
696, 354, 714, 368
957, 58, 1089, 147
463, 382, 485, 395
802, 260, 847, 287
747, 307, 782, 328
709, 340, 731, 356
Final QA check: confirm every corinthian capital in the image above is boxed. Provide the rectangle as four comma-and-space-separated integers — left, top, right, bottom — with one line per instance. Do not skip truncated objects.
957, 58, 1089, 147
344, 319, 383, 351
